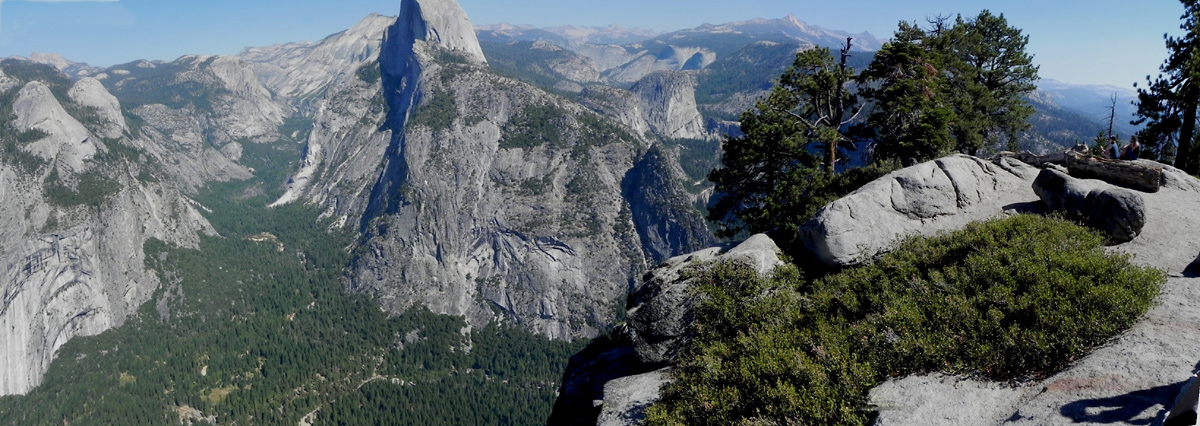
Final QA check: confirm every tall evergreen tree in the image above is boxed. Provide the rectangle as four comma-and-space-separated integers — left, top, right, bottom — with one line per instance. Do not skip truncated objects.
860, 12, 1037, 161
860, 22, 955, 166
708, 45, 866, 242
945, 10, 1039, 153
1135, 0, 1200, 172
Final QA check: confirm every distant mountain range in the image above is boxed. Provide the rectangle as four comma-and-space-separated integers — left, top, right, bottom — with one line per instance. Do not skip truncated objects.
1035, 78, 1140, 136
478, 14, 883, 52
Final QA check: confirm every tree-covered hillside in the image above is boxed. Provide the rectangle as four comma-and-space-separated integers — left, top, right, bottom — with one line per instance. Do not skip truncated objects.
0, 144, 583, 426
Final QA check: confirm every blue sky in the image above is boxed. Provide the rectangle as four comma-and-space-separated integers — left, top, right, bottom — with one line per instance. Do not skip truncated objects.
0, 0, 1185, 89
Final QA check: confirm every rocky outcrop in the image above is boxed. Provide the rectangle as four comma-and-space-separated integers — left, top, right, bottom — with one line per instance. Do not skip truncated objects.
1032, 168, 1146, 243
67, 77, 128, 139
549, 337, 649, 426
630, 71, 709, 140
865, 161, 1200, 425
551, 234, 783, 425
0, 64, 215, 395
12, 81, 101, 173
597, 368, 673, 426
626, 234, 783, 364
577, 71, 711, 142
801, 154, 1042, 267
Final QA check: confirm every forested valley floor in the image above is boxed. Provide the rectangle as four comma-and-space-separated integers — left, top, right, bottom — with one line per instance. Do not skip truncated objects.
0, 138, 583, 425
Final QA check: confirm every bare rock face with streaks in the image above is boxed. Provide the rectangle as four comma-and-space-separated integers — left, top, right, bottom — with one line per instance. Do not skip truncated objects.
12, 81, 101, 173
0, 65, 214, 396
265, 0, 712, 340
801, 154, 1042, 267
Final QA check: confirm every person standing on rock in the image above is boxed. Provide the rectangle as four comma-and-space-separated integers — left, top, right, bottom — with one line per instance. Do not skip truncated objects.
1121, 135, 1141, 160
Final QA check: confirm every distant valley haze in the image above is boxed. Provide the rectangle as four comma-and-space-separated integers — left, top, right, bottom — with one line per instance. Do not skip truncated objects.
0, 0, 1184, 90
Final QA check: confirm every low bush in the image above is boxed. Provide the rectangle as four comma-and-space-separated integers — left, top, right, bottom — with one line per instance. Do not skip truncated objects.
646, 214, 1165, 425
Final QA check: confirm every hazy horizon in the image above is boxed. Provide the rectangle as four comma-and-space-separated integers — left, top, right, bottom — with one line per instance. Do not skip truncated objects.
0, 0, 1186, 90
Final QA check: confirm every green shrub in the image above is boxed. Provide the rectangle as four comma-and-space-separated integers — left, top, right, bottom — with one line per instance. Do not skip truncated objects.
647, 214, 1164, 426
499, 104, 566, 150
355, 61, 381, 85
44, 169, 123, 208
408, 88, 457, 132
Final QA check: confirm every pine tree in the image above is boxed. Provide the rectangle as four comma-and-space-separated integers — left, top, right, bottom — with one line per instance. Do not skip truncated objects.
944, 10, 1039, 154
708, 45, 865, 242
860, 12, 1037, 161
1135, 0, 1200, 172
859, 21, 955, 166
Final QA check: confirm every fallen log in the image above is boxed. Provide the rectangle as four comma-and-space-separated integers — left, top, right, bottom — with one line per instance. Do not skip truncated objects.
1064, 155, 1163, 193
999, 151, 1069, 167
994, 151, 1164, 193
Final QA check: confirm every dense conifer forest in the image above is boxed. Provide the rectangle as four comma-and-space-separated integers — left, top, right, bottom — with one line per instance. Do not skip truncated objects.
0, 137, 583, 425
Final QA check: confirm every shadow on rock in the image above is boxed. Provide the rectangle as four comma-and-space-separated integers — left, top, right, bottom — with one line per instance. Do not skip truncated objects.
1002, 201, 1047, 215
1184, 253, 1200, 278
1059, 380, 1187, 425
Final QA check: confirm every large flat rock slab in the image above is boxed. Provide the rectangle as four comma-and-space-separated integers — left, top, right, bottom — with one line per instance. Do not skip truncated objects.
869, 374, 1039, 426
1003, 276, 1200, 425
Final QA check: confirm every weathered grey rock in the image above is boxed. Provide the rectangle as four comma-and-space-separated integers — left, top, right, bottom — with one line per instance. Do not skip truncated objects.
626, 234, 782, 365
240, 14, 393, 101
629, 71, 710, 140
549, 336, 649, 426
597, 368, 673, 426
12, 81, 99, 172
67, 77, 128, 139
267, 2, 713, 341
868, 162, 1200, 426
578, 71, 713, 142
801, 154, 1042, 267
869, 374, 1040, 426
393, 0, 487, 65
1032, 168, 1146, 243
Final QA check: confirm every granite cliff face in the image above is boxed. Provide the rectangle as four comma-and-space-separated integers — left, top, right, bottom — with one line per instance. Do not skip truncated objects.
0, 0, 722, 397
0, 66, 214, 396
577, 71, 710, 142
263, 0, 712, 340
94, 54, 295, 192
